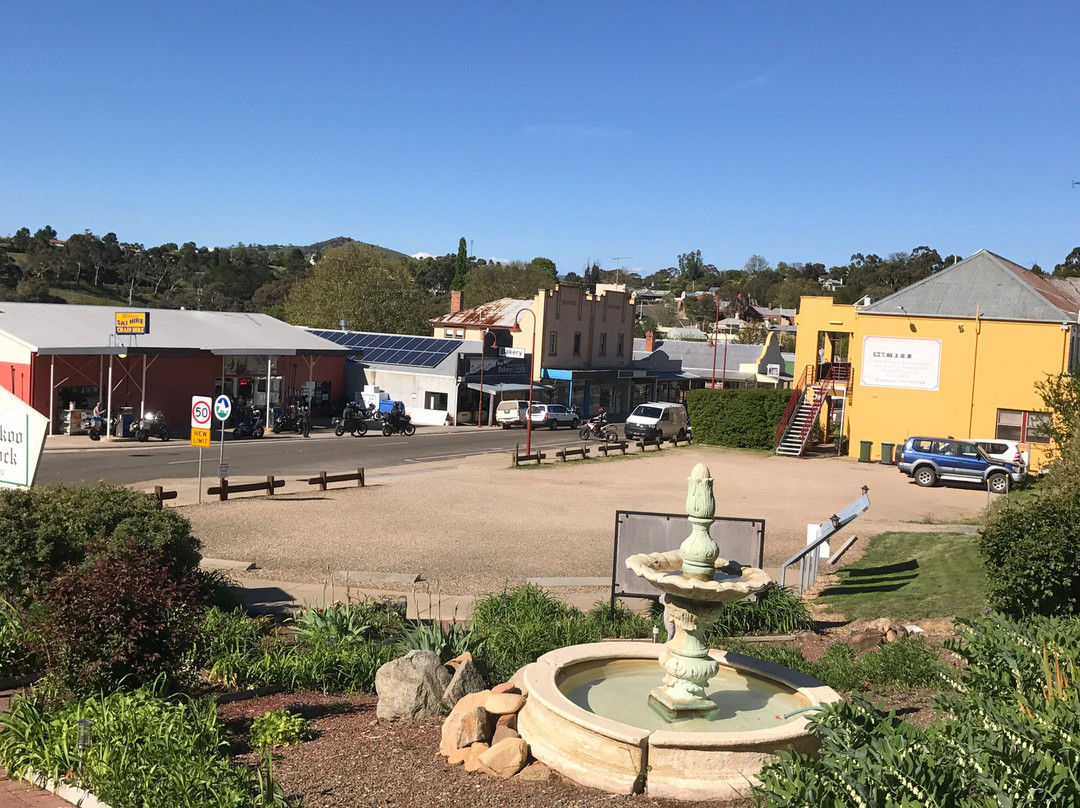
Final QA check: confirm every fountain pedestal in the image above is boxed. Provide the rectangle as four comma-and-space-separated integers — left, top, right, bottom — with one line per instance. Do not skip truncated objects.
651, 595, 725, 713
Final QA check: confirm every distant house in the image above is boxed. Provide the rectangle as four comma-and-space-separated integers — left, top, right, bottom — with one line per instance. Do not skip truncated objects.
820, 278, 843, 292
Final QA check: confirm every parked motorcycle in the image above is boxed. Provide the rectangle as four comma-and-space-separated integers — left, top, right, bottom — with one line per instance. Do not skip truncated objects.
85, 413, 121, 441
134, 411, 170, 442
332, 402, 368, 437
272, 405, 303, 434
579, 412, 618, 443
232, 407, 265, 439
381, 410, 415, 437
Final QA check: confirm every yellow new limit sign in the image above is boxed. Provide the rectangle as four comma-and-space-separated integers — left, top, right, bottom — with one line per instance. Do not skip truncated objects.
190, 427, 211, 447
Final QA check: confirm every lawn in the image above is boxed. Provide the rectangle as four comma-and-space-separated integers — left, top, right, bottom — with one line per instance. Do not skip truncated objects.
815, 530, 986, 621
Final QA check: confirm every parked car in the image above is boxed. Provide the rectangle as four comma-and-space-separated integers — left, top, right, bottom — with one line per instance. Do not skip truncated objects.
496, 400, 531, 428
528, 403, 580, 430
623, 402, 689, 441
897, 436, 1026, 493
971, 438, 1030, 470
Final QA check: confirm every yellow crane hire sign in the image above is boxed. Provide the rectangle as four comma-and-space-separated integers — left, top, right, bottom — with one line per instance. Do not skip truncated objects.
115, 311, 151, 335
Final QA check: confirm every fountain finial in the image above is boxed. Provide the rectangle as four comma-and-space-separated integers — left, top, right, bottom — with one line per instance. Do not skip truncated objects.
680, 463, 718, 580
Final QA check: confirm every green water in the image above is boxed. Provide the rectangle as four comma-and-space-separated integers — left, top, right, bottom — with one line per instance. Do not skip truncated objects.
559, 659, 809, 733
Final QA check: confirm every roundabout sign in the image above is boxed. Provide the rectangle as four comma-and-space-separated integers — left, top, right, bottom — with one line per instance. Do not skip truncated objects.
214, 395, 232, 422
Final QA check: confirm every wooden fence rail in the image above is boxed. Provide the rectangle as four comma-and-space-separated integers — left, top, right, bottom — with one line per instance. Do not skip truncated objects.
207, 476, 285, 501
307, 468, 366, 490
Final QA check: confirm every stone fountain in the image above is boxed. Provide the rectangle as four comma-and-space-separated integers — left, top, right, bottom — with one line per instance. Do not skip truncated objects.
516, 463, 840, 800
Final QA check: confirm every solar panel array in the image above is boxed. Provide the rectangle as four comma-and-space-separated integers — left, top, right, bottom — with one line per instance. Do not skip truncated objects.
307, 330, 461, 368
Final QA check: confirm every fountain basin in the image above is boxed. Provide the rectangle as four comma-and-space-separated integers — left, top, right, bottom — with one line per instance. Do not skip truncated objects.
517, 641, 841, 801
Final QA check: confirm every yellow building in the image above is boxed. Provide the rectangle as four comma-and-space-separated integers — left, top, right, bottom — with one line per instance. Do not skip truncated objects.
790, 250, 1080, 467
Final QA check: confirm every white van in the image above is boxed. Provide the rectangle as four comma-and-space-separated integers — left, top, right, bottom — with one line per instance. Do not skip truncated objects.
496, 399, 531, 428
624, 402, 688, 441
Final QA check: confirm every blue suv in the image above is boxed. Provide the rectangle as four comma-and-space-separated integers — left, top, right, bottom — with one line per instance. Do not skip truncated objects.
897, 437, 1026, 493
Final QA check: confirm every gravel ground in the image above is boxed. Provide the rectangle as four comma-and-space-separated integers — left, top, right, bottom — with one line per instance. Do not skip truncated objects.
182, 446, 990, 594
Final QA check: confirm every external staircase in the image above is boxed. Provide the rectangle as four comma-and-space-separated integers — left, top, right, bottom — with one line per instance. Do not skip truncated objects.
774, 364, 851, 458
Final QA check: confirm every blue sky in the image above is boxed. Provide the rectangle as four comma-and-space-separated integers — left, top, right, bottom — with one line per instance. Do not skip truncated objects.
3, 2, 1078, 276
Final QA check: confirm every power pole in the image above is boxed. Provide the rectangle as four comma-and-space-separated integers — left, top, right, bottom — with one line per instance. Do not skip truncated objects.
610, 257, 630, 287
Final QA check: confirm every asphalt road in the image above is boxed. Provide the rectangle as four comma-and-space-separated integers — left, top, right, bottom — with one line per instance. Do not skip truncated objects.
36, 422, 613, 487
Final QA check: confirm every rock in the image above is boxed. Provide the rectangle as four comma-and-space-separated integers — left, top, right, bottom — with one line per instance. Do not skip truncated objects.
439, 691, 496, 756
517, 761, 552, 781
462, 742, 489, 772
847, 629, 883, 655
864, 617, 893, 633
375, 650, 452, 721
442, 657, 488, 711
484, 692, 526, 715
446, 746, 470, 766
492, 723, 520, 744
477, 737, 529, 778
496, 712, 518, 731
445, 651, 474, 669
491, 681, 519, 695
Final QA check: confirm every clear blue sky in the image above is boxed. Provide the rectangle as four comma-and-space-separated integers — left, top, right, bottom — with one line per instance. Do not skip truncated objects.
3, 1, 1078, 276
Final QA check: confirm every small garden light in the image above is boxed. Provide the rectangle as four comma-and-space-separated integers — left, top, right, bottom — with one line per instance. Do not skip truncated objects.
76, 718, 94, 753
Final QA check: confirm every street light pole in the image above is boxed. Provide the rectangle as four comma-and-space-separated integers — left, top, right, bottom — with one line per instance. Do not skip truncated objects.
511, 308, 537, 456
477, 329, 494, 428
711, 297, 720, 388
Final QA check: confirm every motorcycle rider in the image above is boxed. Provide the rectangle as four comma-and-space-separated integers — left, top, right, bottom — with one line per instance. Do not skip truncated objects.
300, 396, 311, 438
386, 401, 404, 433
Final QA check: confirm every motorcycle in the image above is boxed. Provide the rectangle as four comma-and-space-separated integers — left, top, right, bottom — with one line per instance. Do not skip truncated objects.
579, 413, 619, 443
134, 411, 170, 442
272, 405, 303, 434
232, 407, 265, 439
332, 402, 368, 437
85, 412, 121, 441
381, 411, 415, 437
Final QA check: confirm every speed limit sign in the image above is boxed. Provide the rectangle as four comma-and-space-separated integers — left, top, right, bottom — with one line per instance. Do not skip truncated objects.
191, 396, 213, 429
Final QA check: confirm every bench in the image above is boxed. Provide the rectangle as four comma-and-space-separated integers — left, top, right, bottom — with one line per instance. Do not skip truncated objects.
596, 441, 629, 456
307, 468, 365, 491
207, 476, 285, 501
555, 445, 590, 461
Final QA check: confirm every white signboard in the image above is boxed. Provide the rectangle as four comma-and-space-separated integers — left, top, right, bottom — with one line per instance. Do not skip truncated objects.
861, 336, 941, 391
191, 396, 213, 429
0, 387, 49, 488
502, 347, 525, 359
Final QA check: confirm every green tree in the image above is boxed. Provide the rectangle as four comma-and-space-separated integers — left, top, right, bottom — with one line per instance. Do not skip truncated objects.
451, 237, 469, 290
678, 250, 707, 291
530, 257, 557, 280
733, 321, 768, 344
11, 228, 30, 252
1053, 247, 1080, 278
462, 261, 555, 307
1035, 371, 1080, 452
743, 254, 770, 274
284, 242, 426, 334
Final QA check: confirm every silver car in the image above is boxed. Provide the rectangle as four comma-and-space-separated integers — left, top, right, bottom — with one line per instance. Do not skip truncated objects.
528, 404, 580, 430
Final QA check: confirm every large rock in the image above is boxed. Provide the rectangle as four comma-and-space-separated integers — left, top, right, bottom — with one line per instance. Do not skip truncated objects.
375, 650, 452, 721
439, 690, 495, 756
484, 692, 525, 715
477, 737, 529, 779
442, 657, 488, 710
463, 742, 489, 772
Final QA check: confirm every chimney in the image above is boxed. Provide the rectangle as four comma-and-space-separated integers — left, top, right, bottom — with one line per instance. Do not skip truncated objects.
450, 290, 463, 314
645, 331, 656, 353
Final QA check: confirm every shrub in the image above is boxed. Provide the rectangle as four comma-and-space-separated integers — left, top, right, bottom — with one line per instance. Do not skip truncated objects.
249, 709, 312, 749
0, 683, 300, 808
32, 547, 206, 696
290, 598, 405, 646
703, 584, 813, 640
0, 483, 201, 603
978, 488, 1080, 617
685, 387, 791, 449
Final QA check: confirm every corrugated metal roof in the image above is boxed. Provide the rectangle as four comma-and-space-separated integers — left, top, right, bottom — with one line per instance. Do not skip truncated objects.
429, 298, 534, 328
633, 337, 765, 376
859, 250, 1080, 322
0, 303, 351, 355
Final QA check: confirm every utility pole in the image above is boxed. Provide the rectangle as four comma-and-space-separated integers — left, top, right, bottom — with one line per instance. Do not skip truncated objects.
610, 257, 630, 287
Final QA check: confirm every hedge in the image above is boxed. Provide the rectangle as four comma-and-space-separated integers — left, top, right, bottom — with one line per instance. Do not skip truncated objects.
685, 387, 791, 450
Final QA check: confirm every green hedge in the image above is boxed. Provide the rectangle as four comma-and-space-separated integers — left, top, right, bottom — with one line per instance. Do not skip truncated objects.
685, 387, 792, 449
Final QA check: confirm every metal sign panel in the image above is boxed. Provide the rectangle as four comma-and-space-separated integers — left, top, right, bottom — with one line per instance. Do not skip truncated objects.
190, 427, 211, 447
0, 389, 48, 488
612, 510, 765, 599
115, 311, 151, 335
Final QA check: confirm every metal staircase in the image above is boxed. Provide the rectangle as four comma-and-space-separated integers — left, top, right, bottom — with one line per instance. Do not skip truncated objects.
774, 364, 851, 458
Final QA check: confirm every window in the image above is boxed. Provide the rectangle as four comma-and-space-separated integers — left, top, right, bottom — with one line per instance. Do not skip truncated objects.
599, 333, 607, 356
455, 328, 464, 338
425, 391, 448, 411
996, 409, 1051, 443
548, 331, 558, 355
444, 328, 454, 338
573, 333, 582, 356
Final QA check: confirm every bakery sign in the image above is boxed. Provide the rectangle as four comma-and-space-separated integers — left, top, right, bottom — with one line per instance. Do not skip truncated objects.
115, 311, 150, 335
0, 388, 48, 488
861, 336, 941, 391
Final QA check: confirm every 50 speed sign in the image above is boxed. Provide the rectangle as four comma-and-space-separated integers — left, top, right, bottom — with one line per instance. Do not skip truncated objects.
191, 396, 213, 428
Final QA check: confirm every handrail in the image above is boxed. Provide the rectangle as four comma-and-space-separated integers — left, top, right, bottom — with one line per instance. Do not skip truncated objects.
775, 364, 813, 447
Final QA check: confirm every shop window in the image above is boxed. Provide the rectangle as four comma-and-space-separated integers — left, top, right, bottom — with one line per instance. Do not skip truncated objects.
425, 391, 448, 411
548, 331, 558, 355
573, 333, 582, 356
599, 333, 607, 357
616, 334, 624, 357
996, 409, 1051, 443
444, 328, 454, 337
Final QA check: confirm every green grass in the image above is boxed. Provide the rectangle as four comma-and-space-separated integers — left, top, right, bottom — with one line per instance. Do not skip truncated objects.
815, 531, 986, 621
52, 287, 129, 306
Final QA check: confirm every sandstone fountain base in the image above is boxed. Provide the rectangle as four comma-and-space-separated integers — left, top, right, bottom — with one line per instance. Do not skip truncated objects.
516, 641, 841, 802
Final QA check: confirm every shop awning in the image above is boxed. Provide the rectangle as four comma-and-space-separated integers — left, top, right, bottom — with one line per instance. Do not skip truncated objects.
467, 382, 551, 394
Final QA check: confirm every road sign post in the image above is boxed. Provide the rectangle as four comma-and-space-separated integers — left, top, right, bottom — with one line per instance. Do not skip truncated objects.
191, 396, 213, 503
214, 395, 232, 470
